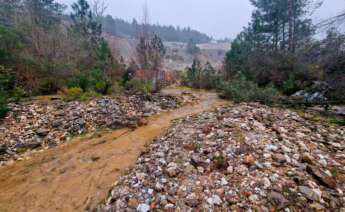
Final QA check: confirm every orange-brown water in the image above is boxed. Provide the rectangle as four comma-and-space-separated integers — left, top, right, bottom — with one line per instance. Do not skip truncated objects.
0, 89, 227, 212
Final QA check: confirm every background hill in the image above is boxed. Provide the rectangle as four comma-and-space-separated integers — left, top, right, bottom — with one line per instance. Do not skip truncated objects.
102, 15, 212, 44
105, 34, 230, 71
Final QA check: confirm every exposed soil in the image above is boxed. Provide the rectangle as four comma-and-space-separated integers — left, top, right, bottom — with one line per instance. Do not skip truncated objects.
0, 89, 227, 212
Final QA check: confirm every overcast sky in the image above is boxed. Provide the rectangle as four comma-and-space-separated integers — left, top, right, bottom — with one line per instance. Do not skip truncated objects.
57, 0, 345, 39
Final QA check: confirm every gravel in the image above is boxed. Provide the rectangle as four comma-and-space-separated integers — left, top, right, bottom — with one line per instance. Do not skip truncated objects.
97, 102, 345, 211
0, 93, 197, 164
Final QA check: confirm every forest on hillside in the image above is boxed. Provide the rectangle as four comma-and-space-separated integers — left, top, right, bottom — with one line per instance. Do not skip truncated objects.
101, 15, 212, 44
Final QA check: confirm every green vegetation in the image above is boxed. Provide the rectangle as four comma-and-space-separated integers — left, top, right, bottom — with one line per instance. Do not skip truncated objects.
217, 77, 284, 105
65, 87, 84, 101
124, 79, 152, 94
181, 60, 221, 90
221, 0, 345, 101
329, 118, 345, 126
186, 40, 200, 55
176, 0, 345, 107
0, 0, 168, 117
102, 15, 211, 43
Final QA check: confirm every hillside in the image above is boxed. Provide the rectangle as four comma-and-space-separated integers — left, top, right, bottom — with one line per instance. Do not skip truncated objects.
105, 34, 230, 71
102, 15, 212, 44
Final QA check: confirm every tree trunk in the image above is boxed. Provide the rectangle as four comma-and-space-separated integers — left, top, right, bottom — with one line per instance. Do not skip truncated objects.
288, 0, 294, 53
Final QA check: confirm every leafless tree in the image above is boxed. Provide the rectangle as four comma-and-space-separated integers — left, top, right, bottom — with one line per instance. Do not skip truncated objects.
142, 0, 150, 39
91, 0, 108, 24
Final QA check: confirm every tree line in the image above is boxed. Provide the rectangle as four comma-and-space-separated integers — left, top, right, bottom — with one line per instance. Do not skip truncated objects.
101, 15, 211, 44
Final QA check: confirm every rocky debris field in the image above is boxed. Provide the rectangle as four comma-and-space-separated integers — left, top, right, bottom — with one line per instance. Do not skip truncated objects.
0, 92, 197, 164
98, 103, 345, 212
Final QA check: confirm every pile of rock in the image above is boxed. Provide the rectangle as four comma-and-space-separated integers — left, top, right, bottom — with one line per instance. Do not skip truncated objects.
98, 103, 345, 211
0, 93, 192, 163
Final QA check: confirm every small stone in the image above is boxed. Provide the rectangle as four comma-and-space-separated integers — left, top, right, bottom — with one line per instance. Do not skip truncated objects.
128, 197, 139, 209
167, 196, 176, 204
147, 188, 153, 195
185, 193, 199, 207
273, 154, 287, 163
302, 153, 314, 164
266, 144, 278, 151
263, 153, 271, 159
281, 146, 292, 153
160, 199, 168, 206
268, 191, 289, 209
36, 129, 49, 137
262, 177, 271, 189
27, 141, 41, 149
184, 165, 195, 174
217, 129, 225, 138
212, 195, 222, 206
227, 166, 233, 174
243, 155, 255, 165
155, 182, 163, 191
51, 121, 62, 128
221, 178, 228, 186
298, 186, 321, 201
167, 168, 177, 177
137, 203, 150, 212
206, 197, 213, 205
307, 165, 336, 188
136, 173, 145, 181
310, 202, 325, 211
249, 194, 258, 203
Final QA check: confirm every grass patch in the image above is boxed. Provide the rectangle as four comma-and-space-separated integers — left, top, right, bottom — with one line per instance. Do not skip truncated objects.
329, 118, 345, 126
16, 147, 28, 154
166, 86, 191, 90
329, 168, 337, 176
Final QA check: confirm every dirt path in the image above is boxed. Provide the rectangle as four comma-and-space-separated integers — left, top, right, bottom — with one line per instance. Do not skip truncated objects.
0, 89, 227, 212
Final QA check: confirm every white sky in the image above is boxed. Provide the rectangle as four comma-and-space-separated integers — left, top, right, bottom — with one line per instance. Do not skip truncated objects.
57, 0, 345, 39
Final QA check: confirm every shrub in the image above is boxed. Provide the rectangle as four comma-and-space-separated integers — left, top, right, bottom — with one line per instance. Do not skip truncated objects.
0, 87, 9, 118
217, 76, 284, 105
108, 82, 125, 94
65, 72, 90, 91
282, 73, 295, 95
12, 86, 27, 102
95, 80, 107, 94
81, 90, 101, 101
65, 87, 83, 101
329, 118, 345, 126
125, 79, 152, 93
0, 65, 11, 117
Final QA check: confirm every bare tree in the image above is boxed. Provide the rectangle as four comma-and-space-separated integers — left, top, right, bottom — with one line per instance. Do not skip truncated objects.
136, 1, 150, 70
142, 0, 150, 39
91, 0, 108, 24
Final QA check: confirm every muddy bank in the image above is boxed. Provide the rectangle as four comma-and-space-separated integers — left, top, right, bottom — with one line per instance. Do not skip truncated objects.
98, 103, 345, 211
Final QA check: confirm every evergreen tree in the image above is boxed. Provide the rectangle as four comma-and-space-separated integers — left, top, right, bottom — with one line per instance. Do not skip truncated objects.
71, 0, 101, 45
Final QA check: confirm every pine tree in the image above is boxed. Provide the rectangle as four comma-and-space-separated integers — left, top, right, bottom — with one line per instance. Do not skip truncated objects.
71, 0, 101, 46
